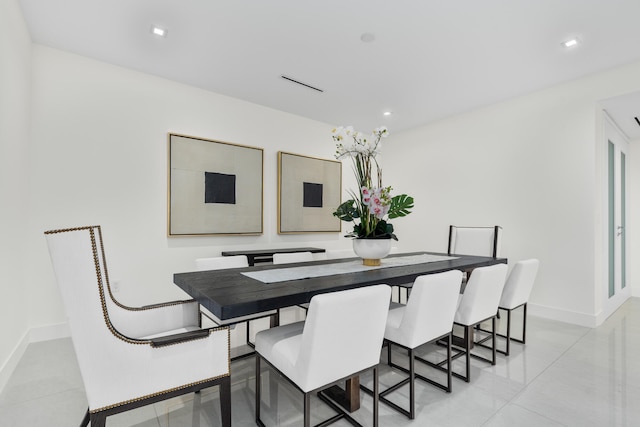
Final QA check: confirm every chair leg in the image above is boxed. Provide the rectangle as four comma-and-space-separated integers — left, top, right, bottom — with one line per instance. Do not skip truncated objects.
446, 333, 452, 392
373, 365, 379, 427
304, 392, 311, 427
408, 348, 415, 419
89, 412, 106, 427
219, 375, 231, 427
500, 304, 527, 355
79, 408, 90, 427
522, 303, 527, 344
491, 316, 497, 365
465, 325, 471, 382
451, 325, 472, 382
255, 355, 262, 426
505, 308, 512, 356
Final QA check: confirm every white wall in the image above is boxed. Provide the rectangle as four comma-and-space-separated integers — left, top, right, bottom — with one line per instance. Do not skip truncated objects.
26, 45, 353, 329
386, 60, 640, 326
0, 0, 32, 388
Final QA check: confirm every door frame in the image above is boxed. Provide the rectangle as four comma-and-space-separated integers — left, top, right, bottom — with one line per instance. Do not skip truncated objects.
602, 112, 631, 320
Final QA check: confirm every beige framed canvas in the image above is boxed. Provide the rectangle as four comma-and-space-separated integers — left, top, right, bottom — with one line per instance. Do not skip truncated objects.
168, 133, 263, 236
278, 151, 342, 234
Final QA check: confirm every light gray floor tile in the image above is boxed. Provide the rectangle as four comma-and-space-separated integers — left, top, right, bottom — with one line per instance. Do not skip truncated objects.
0, 388, 87, 427
0, 338, 83, 408
483, 403, 566, 427
2, 297, 640, 426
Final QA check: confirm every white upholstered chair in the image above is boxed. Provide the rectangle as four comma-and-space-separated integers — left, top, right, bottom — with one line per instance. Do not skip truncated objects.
365, 270, 462, 419
451, 263, 508, 382
447, 225, 502, 258
255, 285, 392, 427
496, 259, 539, 355
272, 251, 314, 264
448, 225, 502, 258
447, 225, 502, 291
196, 254, 249, 271
195, 255, 278, 351
325, 248, 356, 259
45, 226, 231, 427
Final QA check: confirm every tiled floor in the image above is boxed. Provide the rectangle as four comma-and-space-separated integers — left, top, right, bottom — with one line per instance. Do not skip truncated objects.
1, 298, 639, 426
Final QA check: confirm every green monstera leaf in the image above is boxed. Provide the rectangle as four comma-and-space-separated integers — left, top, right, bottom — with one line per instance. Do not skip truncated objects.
388, 194, 414, 219
333, 199, 360, 222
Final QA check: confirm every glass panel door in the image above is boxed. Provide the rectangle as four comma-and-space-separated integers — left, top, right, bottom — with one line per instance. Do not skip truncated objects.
608, 141, 615, 298
620, 151, 626, 290
604, 116, 630, 317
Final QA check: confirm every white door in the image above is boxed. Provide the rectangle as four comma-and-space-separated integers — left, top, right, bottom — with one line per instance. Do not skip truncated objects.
604, 116, 630, 318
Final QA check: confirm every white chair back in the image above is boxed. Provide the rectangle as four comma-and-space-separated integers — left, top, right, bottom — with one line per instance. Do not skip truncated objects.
499, 259, 539, 309
448, 225, 502, 257
195, 255, 249, 271
295, 285, 391, 392
394, 270, 462, 348
325, 249, 356, 259
45, 227, 115, 382
455, 263, 508, 325
273, 251, 314, 264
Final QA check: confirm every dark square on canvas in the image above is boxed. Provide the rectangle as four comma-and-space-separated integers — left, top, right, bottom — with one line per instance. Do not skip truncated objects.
205, 172, 236, 204
303, 182, 323, 208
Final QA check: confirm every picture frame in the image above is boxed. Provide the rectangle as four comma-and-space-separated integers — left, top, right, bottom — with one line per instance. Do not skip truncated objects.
278, 151, 342, 234
168, 133, 263, 236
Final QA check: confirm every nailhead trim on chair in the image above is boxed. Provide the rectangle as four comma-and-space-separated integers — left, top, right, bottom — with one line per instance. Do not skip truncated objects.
45, 227, 232, 356
90, 372, 230, 413
96, 226, 197, 313
46, 226, 199, 313
46, 226, 198, 345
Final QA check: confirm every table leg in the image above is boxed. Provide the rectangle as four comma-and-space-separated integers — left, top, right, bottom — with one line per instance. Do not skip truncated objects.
324, 376, 360, 412
346, 377, 360, 411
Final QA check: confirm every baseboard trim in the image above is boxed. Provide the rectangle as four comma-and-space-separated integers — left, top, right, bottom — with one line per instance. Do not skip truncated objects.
0, 330, 29, 393
528, 303, 598, 328
0, 322, 70, 393
28, 321, 70, 343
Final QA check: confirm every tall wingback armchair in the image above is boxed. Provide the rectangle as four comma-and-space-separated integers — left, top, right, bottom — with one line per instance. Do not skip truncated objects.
44, 225, 231, 427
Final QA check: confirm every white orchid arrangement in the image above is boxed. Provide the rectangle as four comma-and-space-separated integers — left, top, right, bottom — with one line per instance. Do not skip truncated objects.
331, 126, 413, 240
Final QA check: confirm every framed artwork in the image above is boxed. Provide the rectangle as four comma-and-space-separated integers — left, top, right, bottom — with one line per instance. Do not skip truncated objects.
168, 133, 263, 236
278, 151, 342, 234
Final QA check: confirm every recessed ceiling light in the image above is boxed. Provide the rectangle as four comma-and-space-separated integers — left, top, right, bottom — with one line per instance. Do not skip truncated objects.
151, 25, 167, 38
562, 38, 580, 48
383, 111, 393, 116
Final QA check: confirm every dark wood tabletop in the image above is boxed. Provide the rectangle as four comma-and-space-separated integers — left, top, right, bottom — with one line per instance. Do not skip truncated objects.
174, 252, 507, 322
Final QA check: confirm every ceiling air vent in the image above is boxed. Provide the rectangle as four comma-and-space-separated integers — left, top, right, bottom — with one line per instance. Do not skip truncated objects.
280, 75, 324, 93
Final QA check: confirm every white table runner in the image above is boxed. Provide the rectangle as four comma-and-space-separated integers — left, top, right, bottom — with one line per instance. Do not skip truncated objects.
241, 253, 458, 284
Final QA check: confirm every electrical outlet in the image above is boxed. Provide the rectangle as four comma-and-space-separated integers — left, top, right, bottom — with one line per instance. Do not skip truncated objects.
112, 280, 120, 292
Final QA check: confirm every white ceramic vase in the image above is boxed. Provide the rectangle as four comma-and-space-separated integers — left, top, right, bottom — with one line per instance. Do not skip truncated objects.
352, 238, 392, 266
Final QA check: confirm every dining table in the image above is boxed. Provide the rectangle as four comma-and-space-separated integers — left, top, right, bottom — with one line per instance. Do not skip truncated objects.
173, 251, 507, 412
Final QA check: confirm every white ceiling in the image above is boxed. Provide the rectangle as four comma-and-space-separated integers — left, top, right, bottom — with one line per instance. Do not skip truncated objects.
17, 0, 640, 138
